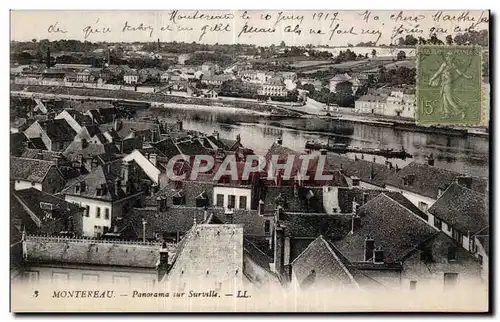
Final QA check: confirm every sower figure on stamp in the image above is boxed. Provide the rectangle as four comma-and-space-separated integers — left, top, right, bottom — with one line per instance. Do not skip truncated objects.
428, 51, 472, 119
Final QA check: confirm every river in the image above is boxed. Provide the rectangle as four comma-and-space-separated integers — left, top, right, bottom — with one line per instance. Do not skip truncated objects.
139, 107, 489, 178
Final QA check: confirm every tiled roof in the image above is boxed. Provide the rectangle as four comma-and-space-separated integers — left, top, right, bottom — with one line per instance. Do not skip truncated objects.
128, 207, 218, 239
337, 188, 386, 213
61, 159, 146, 201
262, 185, 325, 213
291, 236, 358, 290
10, 157, 55, 183
84, 124, 102, 137
24, 235, 161, 268
37, 119, 77, 142
64, 142, 119, 160
100, 121, 160, 139
331, 73, 352, 82
384, 161, 488, 199
243, 238, 273, 272
428, 183, 488, 234
11, 188, 83, 234
144, 179, 215, 208
324, 154, 394, 187
213, 209, 267, 238
334, 193, 437, 263
27, 137, 48, 150
284, 213, 352, 241
21, 149, 63, 162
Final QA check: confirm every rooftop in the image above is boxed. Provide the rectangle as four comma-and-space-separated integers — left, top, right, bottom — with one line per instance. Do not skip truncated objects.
24, 235, 162, 268
10, 156, 56, 183
428, 183, 488, 234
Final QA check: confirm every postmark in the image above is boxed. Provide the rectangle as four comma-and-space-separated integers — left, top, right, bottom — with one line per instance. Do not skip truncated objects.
416, 45, 483, 125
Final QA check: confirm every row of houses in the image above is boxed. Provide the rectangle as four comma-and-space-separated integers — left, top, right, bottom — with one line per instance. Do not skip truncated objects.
355, 87, 416, 119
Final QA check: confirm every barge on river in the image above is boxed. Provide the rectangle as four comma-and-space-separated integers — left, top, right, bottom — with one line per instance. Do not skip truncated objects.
305, 141, 412, 160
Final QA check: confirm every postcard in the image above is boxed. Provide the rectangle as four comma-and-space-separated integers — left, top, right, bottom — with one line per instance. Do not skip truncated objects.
10, 9, 490, 313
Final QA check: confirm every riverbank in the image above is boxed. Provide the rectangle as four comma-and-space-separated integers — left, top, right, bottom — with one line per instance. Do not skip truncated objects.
10, 85, 489, 139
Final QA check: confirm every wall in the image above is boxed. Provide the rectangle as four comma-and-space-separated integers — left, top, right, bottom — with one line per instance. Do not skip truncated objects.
55, 111, 82, 133
14, 180, 43, 192
41, 167, 66, 194
20, 263, 157, 287
24, 122, 51, 151
385, 184, 437, 210
401, 233, 483, 291
323, 186, 340, 215
213, 186, 252, 210
64, 195, 113, 237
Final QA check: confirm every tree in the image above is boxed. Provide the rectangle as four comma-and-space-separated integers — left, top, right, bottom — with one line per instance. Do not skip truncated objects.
445, 35, 453, 45
429, 34, 444, 45
302, 84, 316, 94
397, 50, 406, 61
279, 41, 286, 47
371, 49, 377, 58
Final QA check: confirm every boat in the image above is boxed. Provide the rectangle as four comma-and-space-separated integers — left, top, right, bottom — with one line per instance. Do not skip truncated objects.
305, 140, 412, 159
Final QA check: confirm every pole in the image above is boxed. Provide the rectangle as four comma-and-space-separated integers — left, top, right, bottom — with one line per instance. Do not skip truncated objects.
142, 218, 147, 242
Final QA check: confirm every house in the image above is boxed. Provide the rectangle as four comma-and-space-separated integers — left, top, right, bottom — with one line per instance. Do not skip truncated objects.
280, 72, 298, 91
24, 119, 77, 152
333, 192, 483, 289
427, 182, 488, 256
354, 94, 388, 115
159, 223, 244, 293
201, 88, 218, 99
201, 62, 220, 77
258, 76, 287, 97
290, 236, 360, 291
123, 71, 139, 84
76, 70, 93, 82
15, 235, 168, 287
54, 109, 94, 134
10, 118, 28, 134
11, 188, 84, 237
385, 88, 416, 119
160, 71, 171, 83
10, 157, 66, 193
384, 161, 488, 211
329, 73, 353, 93
122, 149, 164, 188
201, 74, 234, 87
10, 132, 28, 157
100, 119, 161, 143
139, 68, 162, 83
60, 159, 150, 237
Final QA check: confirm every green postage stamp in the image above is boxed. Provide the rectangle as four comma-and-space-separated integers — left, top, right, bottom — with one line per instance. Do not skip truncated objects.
416, 45, 484, 125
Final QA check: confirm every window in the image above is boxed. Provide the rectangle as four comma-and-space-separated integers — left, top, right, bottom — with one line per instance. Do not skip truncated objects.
443, 273, 459, 290
52, 272, 69, 284
104, 208, 110, 220
478, 254, 483, 266
447, 246, 458, 261
96, 207, 101, 219
452, 229, 463, 244
418, 201, 428, 212
216, 194, 224, 207
264, 220, 271, 234
228, 195, 236, 209
82, 274, 99, 283
172, 195, 186, 205
434, 217, 442, 230
113, 276, 130, 285
239, 196, 247, 209
23, 271, 39, 283
410, 281, 417, 291
85, 205, 90, 217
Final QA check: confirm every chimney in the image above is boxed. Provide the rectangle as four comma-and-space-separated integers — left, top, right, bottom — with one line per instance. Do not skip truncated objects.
91, 158, 99, 170
320, 148, 327, 155
81, 138, 89, 149
236, 134, 241, 143
52, 155, 62, 166
156, 196, 162, 212
352, 199, 359, 214
113, 118, 122, 132
456, 176, 472, 189
351, 214, 361, 234
395, 164, 400, 172
351, 176, 360, 187
158, 244, 170, 281
373, 246, 384, 264
426, 153, 435, 166
176, 120, 183, 131
36, 152, 43, 160
213, 130, 220, 141
121, 160, 130, 191
364, 236, 375, 261
385, 161, 393, 170
114, 178, 121, 196
274, 225, 285, 277
293, 182, 299, 198
149, 153, 158, 167
276, 137, 283, 145
258, 199, 264, 216
79, 180, 87, 193
203, 208, 208, 222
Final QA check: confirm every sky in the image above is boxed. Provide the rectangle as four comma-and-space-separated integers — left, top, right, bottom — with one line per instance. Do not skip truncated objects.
10, 10, 489, 46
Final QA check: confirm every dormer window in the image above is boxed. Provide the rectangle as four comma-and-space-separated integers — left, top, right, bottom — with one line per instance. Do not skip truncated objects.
447, 246, 458, 261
